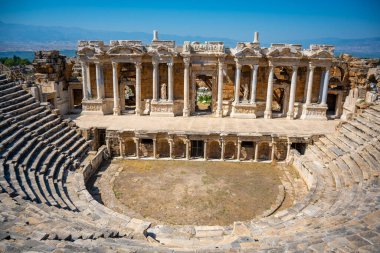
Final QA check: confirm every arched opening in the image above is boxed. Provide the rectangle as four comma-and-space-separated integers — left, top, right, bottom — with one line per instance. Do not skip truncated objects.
140, 139, 154, 158
208, 140, 221, 159
157, 139, 170, 158
258, 142, 271, 161
173, 139, 186, 158
224, 141, 236, 160
274, 142, 287, 161
125, 139, 136, 157
240, 141, 254, 161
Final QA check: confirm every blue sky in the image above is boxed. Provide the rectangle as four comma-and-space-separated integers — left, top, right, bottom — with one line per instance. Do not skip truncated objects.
1, 0, 379, 41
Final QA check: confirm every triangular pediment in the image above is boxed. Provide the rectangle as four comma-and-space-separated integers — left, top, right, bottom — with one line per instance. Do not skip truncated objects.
107, 45, 144, 55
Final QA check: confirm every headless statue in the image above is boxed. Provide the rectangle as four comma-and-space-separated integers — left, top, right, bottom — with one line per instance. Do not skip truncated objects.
161, 83, 167, 100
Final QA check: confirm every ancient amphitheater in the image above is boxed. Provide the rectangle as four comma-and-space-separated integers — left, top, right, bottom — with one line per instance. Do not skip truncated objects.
0, 33, 380, 252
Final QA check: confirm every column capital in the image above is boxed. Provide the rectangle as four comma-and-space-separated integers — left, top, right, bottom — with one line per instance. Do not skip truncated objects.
112, 62, 118, 68
250, 64, 259, 70
152, 61, 159, 67
81, 61, 89, 67
235, 62, 242, 69
135, 61, 142, 68
292, 65, 299, 71
183, 57, 191, 66
218, 57, 225, 65
308, 64, 316, 71
167, 62, 174, 67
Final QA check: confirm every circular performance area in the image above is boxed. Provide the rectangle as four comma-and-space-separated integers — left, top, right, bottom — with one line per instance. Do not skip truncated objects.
90, 160, 306, 226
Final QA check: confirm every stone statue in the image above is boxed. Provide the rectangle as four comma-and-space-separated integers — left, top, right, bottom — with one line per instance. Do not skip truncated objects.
161, 83, 167, 100
243, 83, 249, 102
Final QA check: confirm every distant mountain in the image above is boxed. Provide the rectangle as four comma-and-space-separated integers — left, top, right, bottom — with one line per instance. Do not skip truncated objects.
0, 21, 379, 58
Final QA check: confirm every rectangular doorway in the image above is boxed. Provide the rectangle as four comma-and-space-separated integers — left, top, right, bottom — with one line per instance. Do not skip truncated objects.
191, 140, 204, 158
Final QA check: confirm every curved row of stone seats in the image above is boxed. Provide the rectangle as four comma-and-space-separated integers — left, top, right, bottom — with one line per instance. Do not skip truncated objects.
0, 76, 90, 212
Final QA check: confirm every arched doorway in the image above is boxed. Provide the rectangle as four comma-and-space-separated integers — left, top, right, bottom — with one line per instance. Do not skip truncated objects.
208, 140, 221, 159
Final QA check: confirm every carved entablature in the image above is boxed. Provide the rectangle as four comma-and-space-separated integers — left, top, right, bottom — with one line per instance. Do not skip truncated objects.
232, 42, 263, 61
303, 44, 335, 59
182, 41, 225, 55
107, 40, 145, 56
148, 40, 177, 58
77, 40, 106, 57
266, 44, 303, 59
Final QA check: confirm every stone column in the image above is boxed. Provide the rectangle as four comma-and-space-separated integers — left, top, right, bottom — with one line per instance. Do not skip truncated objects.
153, 139, 157, 158
318, 70, 325, 103
271, 142, 275, 162
168, 61, 174, 102
183, 58, 190, 116
254, 142, 259, 162
287, 66, 298, 119
119, 138, 124, 158
112, 62, 121, 115
264, 65, 274, 119
134, 138, 140, 158
320, 68, 330, 106
185, 139, 190, 160
95, 62, 104, 100
81, 62, 89, 100
305, 65, 315, 105
216, 59, 224, 117
203, 140, 208, 160
152, 60, 159, 102
86, 63, 92, 99
234, 62, 242, 105
303, 68, 310, 103
286, 141, 292, 160
135, 62, 142, 115
220, 139, 225, 161
169, 139, 173, 159
250, 64, 259, 104
237, 140, 241, 161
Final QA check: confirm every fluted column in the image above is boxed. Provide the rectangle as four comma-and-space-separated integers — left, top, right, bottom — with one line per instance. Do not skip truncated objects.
237, 140, 241, 161
185, 139, 190, 160
220, 139, 225, 161
216, 59, 224, 117
112, 62, 120, 115
86, 63, 92, 99
81, 62, 89, 100
320, 68, 330, 106
271, 142, 275, 162
305, 65, 315, 105
169, 139, 173, 159
168, 61, 174, 102
303, 68, 310, 103
135, 62, 142, 115
234, 62, 242, 104
134, 138, 140, 158
287, 66, 298, 119
152, 60, 159, 102
264, 65, 274, 119
254, 142, 259, 162
153, 139, 157, 158
183, 58, 190, 116
95, 62, 104, 100
203, 140, 208, 160
250, 64, 259, 104
318, 70, 325, 103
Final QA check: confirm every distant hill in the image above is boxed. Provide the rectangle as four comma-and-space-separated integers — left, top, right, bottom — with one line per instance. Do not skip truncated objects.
0, 21, 379, 58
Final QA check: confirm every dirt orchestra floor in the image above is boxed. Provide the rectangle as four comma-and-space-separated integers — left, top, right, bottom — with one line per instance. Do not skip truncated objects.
90, 160, 307, 226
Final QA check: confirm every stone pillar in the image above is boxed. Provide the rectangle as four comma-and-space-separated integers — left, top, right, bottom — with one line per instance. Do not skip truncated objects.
237, 140, 241, 161
134, 138, 140, 158
112, 62, 120, 115
254, 142, 259, 162
303, 68, 310, 103
264, 65, 274, 119
216, 59, 224, 117
250, 64, 259, 104
135, 62, 142, 115
203, 140, 208, 160
169, 139, 173, 159
183, 58, 190, 116
153, 139, 157, 158
234, 62, 242, 105
287, 66, 298, 119
119, 138, 124, 158
81, 62, 89, 100
271, 142, 275, 162
305, 65, 315, 105
168, 61, 174, 102
220, 139, 225, 161
152, 60, 159, 102
286, 141, 292, 160
318, 70, 325, 103
86, 63, 92, 99
320, 68, 330, 106
185, 139, 190, 160
95, 62, 104, 100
